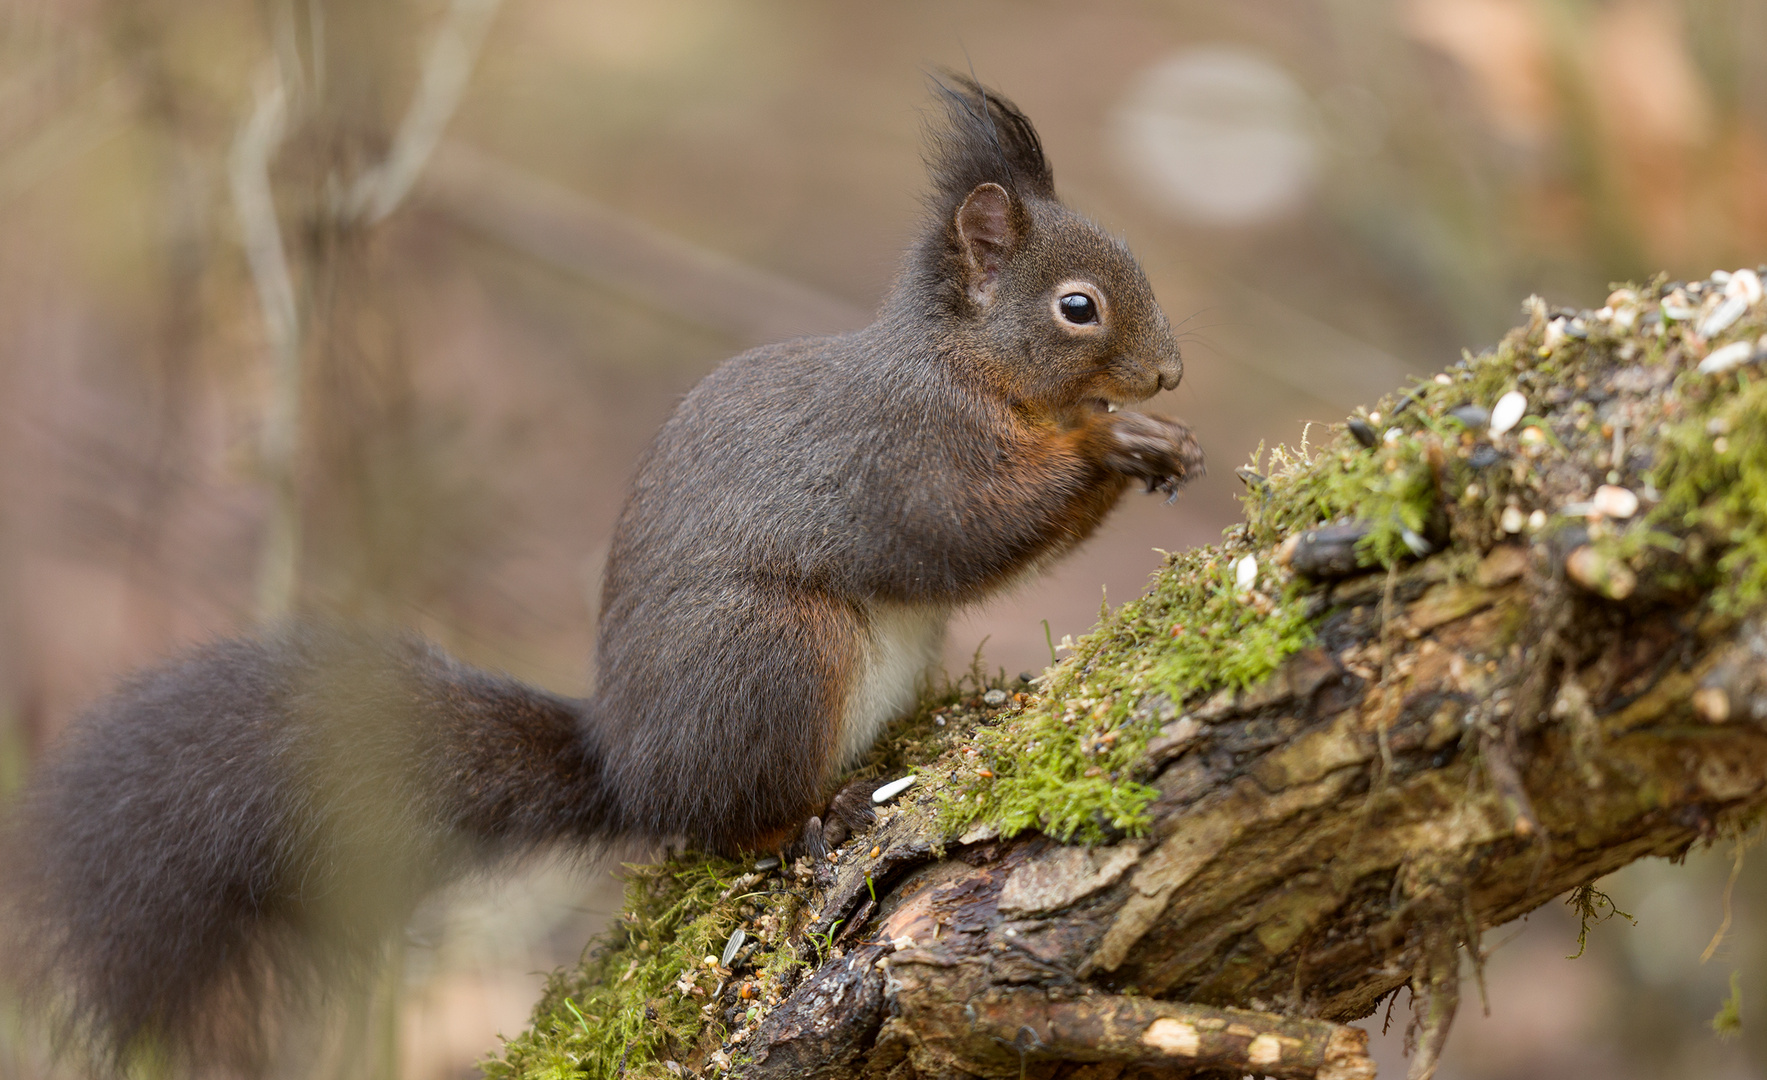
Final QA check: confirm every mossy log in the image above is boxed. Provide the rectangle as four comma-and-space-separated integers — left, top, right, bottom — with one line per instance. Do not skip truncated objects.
488, 270, 1767, 1080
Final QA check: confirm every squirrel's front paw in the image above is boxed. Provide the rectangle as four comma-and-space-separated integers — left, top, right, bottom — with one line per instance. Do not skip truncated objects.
1103, 412, 1205, 492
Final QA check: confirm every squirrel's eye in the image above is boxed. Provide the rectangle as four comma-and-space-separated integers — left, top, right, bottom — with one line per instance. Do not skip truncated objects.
1058, 293, 1099, 325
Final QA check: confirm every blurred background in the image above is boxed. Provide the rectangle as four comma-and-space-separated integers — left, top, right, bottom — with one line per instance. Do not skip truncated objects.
1, 0, 1765, 1077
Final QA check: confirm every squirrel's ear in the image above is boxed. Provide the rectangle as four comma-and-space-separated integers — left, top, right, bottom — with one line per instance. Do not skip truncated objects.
955, 182, 1021, 306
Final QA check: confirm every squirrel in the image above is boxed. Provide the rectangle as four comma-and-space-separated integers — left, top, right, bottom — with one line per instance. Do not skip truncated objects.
0, 77, 1202, 1075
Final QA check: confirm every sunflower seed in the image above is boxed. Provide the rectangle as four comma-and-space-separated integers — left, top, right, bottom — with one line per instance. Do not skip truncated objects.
1489, 391, 1527, 436
1449, 404, 1491, 428
1698, 339, 1756, 375
1698, 294, 1748, 339
1590, 485, 1639, 519
872, 775, 916, 805
1727, 268, 1763, 305
721, 929, 747, 968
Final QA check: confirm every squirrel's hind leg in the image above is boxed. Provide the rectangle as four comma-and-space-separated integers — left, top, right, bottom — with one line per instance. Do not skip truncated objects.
598, 586, 947, 858
778, 600, 948, 860
598, 581, 869, 855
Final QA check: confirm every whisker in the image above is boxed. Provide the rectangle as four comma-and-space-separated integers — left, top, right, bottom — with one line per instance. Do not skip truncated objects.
1170, 306, 1219, 332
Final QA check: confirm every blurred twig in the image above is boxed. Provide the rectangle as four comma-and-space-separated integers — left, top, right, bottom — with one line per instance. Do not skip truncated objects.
228, 73, 301, 619
1701, 837, 1747, 964
346, 0, 502, 225
230, 0, 503, 620
422, 142, 869, 343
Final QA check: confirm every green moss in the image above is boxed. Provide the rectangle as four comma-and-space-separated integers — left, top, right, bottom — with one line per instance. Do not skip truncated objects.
1713, 970, 1743, 1040
1239, 348, 1545, 572
938, 546, 1312, 844
1563, 883, 1633, 960
1244, 422, 1442, 568
484, 857, 792, 1080
1645, 374, 1767, 613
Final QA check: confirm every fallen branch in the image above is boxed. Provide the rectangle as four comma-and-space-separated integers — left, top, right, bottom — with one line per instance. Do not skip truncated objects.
488, 268, 1767, 1079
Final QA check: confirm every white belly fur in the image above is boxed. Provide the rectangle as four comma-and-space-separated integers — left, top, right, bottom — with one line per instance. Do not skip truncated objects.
837, 602, 949, 768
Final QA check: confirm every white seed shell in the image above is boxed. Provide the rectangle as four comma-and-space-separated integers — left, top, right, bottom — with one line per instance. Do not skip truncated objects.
872, 775, 917, 805
1566, 546, 1636, 600
1235, 554, 1258, 591
1698, 294, 1748, 339
1500, 506, 1526, 533
1727, 268, 1763, 305
1591, 485, 1639, 519
720, 928, 747, 968
1489, 391, 1527, 436
1698, 340, 1756, 375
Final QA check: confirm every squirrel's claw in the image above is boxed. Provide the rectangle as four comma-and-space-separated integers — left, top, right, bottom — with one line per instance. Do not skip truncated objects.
785, 780, 878, 882
797, 815, 828, 862
794, 817, 840, 890
824, 778, 878, 838
1104, 412, 1205, 491
1149, 474, 1189, 503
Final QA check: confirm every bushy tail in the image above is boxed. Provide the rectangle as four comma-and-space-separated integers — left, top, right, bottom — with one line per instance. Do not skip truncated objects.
0, 623, 609, 1075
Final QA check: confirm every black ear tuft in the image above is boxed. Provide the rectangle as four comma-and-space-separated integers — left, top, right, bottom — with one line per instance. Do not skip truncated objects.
924, 73, 1056, 208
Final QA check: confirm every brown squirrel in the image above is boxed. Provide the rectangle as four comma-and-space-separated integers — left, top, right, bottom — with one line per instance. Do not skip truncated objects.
0, 77, 1202, 1074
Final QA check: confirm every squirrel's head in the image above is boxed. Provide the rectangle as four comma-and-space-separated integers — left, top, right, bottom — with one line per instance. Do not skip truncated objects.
917, 76, 1183, 412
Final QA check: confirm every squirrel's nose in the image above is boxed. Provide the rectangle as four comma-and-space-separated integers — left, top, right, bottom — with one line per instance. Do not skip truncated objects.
1155, 344, 1183, 391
